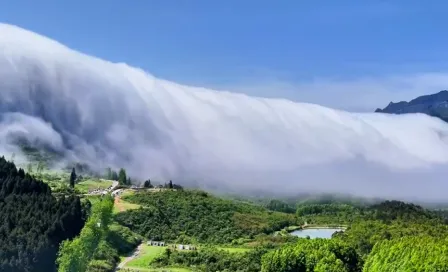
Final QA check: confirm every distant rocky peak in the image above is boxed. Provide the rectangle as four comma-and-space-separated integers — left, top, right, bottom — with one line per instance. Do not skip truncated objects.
375, 90, 448, 122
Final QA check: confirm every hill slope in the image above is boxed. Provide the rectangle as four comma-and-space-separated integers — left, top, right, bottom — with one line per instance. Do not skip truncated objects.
114, 190, 297, 243
375, 90, 448, 122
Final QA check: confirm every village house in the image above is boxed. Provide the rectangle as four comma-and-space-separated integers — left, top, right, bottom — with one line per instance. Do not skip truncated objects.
176, 244, 197, 251
147, 240, 165, 246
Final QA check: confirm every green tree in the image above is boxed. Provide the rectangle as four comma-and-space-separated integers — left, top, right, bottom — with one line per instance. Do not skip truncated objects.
70, 167, 77, 188
363, 236, 448, 272
57, 196, 114, 272
168, 180, 173, 189
0, 157, 85, 272
261, 238, 361, 272
144, 179, 152, 188
105, 167, 112, 180
118, 168, 127, 185
111, 170, 118, 181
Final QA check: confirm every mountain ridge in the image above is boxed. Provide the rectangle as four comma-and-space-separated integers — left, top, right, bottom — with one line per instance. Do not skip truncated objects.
375, 90, 448, 122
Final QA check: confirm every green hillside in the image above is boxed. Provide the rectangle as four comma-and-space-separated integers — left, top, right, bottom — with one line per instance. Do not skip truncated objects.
114, 189, 298, 244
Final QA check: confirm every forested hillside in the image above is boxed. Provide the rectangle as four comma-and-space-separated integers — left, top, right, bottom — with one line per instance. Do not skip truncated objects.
114, 190, 297, 243
363, 236, 448, 272
260, 200, 448, 271
0, 157, 86, 272
261, 239, 362, 272
0, 153, 446, 272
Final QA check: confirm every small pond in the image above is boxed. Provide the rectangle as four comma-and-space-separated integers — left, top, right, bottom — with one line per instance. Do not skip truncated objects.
290, 228, 344, 239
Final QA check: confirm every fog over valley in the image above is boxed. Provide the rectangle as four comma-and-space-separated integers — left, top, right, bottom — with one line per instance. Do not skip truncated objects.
1, 23, 448, 201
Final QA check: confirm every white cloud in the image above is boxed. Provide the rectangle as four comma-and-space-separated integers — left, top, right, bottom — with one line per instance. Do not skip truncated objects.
1, 23, 448, 201
222, 73, 448, 112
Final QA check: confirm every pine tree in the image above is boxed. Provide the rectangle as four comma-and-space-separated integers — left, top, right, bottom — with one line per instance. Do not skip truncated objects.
118, 168, 127, 185
144, 179, 152, 188
168, 180, 173, 189
111, 171, 118, 181
70, 167, 77, 188
105, 167, 112, 180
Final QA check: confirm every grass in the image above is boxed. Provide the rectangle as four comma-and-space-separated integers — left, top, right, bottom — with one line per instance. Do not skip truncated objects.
124, 245, 166, 269
120, 189, 136, 197
114, 197, 142, 214
76, 179, 113, 194
123, 267, 192, 272
30, 169, 113, 195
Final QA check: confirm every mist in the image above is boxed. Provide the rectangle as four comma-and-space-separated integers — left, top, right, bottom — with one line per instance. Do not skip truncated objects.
1, 23, 448, 201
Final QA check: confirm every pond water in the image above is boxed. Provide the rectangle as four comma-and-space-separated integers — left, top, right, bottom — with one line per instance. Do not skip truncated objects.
290, 228, 344, 239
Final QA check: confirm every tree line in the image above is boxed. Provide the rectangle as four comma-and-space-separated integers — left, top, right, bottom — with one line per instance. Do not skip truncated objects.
0, 156, 86, 272
262, 200, 448, 271
57, 195, 114, 272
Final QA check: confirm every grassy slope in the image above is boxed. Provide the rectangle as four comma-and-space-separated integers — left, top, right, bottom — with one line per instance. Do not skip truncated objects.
76, 179, 113, 194
113, 196, 142, 214
125, 245, 165, 268
115, 189, 297, 244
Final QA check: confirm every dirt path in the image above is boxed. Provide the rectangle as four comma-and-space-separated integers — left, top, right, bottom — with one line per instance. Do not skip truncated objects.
114, 196, 125, 212
115, 243, 144, 271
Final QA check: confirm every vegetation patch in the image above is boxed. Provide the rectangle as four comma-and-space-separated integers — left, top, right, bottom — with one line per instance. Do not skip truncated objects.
113, 196, 142, 214
217, 247, 252, 254
0, 157, 86, 272
152, 246, 269, 272
363, 236, 448, 272
115, 190, 297, 244
261, 238, 362, 272
57, 195, 114, 272
125, 245, 166, 268
76, 179, 113, 194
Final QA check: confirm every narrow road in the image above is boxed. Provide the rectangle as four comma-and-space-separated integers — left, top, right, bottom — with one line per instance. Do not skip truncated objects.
115, 242, 144, 271
85, 180, 119, 196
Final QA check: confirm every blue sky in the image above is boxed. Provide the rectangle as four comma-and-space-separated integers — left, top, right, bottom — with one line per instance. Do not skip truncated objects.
1, 1, 448, 110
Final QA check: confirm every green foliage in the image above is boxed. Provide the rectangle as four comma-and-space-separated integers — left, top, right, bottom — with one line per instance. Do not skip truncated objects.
57, 196, 114, 272
87, 241, 117, 272
153, 246, 269, 272
363, 236, 448, 272
75, 179, 113, 194
84, 224, 141, 272
70, 168, 76, 188
0, 156, 85, 272
126, 244, 166, 269
106, 224, 142, 255
265, 199, 296, 213
336, 220, 448, 259
118, 168, 127, 185
368, 200, 440, 222
296, 203, 361, 225
261, 238, 361, 272
333, 201, 448, 259
104, 168, 118, 181
143, 179, 153, 188
114, 190, 297, 243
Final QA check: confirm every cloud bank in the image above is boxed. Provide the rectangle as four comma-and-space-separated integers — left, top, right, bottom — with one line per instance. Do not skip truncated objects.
1, 23, 448, 201
221, 73, 448, 112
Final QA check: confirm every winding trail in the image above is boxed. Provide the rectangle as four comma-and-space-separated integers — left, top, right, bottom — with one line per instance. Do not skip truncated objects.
115, 242, 144, 271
